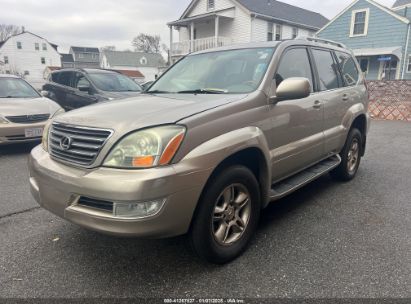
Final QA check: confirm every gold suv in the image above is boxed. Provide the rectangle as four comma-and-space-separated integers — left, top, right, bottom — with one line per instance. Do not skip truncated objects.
29, 38, 370, 263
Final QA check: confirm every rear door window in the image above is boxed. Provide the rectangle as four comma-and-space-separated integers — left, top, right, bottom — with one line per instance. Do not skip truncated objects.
73, 72, 91, 90
55, 71, 73, 87
335, 52, 360, 86
311, 49, 340, 91
275, 48, 314, 92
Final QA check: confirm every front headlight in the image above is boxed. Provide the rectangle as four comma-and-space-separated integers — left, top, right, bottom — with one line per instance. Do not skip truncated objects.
41, 121, 52, 152
0, 115, 9, 124
51, 108, 65, 118
104, 125, 186, 168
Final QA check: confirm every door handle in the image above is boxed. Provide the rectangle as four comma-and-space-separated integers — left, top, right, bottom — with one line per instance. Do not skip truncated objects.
313, 100, 322, 109
342, 94, 349, 101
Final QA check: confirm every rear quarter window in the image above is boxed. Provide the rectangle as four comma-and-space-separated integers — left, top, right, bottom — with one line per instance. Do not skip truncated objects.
335, 52, 360, 86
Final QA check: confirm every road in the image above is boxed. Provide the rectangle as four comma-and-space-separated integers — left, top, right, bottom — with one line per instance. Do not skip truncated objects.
0, 120, 410, 299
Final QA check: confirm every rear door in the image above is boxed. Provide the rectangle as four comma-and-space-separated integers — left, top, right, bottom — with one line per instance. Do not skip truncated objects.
46, 71, 75, 110
268, 47, 325, 182
310, 48, 348, 156
66, 72, 98, 109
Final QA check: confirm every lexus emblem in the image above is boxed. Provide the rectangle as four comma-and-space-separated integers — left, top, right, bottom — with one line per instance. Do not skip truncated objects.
60, 136, 72, 150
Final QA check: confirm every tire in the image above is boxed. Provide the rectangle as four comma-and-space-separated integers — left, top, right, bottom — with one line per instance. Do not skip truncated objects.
330, 128, 362, 181
190, 165, 261, 264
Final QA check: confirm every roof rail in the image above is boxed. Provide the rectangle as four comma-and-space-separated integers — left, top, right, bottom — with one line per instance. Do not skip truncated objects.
296, 36, 346, 49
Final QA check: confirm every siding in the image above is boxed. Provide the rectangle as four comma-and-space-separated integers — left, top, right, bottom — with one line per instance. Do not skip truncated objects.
187, 0, 235, 17
251, 17, 315, 42
0, 32, 61, 88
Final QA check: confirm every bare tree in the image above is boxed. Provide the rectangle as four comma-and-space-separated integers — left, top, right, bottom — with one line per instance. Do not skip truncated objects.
132, 34, 161, 53
0, 24, 23, 42
100, 45, 116, 51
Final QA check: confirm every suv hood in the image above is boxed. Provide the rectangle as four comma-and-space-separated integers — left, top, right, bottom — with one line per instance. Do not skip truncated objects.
55, 93, 247, 132
0, 97, 60, 117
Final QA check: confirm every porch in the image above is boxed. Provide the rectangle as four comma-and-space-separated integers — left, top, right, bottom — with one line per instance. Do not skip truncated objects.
353, 47, 403, 80
168, 12, 234, 59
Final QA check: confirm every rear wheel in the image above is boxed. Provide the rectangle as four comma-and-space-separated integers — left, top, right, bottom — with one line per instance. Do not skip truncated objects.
190, 165, 260, 264
330, 128, 362, 181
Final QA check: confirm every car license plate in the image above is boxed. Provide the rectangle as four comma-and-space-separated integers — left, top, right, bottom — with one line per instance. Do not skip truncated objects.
25, 128, 43, 138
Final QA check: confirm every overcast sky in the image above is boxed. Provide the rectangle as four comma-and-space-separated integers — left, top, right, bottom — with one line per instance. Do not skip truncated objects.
0, 0, 395, 53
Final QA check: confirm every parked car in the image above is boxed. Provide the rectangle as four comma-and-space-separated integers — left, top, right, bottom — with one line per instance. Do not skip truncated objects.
42, 68, 142, 111
29, 38, 370, 263
0, 75, 64, 145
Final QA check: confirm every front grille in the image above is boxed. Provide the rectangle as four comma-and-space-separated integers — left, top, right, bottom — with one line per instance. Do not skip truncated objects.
77, 196, 113, 212
49, 123, 113, 166
6, 114, 50, 124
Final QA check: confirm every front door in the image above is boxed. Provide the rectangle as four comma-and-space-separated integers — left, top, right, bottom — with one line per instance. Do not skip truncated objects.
66, 72, 98, 109
268, 47, 325, 182
379, 58, 398, 80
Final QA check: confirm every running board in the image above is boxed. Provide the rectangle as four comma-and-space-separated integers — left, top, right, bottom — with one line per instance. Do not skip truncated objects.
269, 155, 341, 201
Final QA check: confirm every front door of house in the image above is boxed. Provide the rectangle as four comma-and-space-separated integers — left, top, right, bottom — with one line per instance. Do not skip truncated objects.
379, 58, 398, 80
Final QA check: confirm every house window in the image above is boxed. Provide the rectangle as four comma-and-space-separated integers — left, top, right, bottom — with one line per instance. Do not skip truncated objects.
350, 9, 369, 36
267, 22, 274, 41
42, 43, 47, 51
275, 24, 282, 41
359, 58, 369, 74
407, 55, 411, 73
4, 56, 8, 64
17, 41, 22, 49
41, 57, 46, 64
24, 71, 30, 75
208, 0, 215, 10
79, 53, 85, 59
5, 70, 10, 74
35, 43, 40, 51
292, 27, 298, 39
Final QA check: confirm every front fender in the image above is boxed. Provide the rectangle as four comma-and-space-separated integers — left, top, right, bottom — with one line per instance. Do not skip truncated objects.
180, 126, 272, 205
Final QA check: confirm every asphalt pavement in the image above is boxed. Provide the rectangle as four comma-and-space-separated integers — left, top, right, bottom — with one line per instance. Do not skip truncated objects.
0, 120, 410, 299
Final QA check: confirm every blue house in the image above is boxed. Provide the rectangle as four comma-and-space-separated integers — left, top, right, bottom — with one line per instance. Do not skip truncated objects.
317, 0, 411, 80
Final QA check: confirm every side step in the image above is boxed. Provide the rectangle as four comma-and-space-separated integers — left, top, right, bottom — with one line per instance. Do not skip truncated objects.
269, 155, 341, 201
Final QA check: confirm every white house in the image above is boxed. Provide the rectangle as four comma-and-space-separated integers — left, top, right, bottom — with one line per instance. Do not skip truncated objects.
0, 31, 62, 88
168, 0, 329, 62
100, 50, 166, 82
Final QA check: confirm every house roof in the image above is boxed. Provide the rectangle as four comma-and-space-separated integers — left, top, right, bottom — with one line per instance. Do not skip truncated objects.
102, 51, 165, 68
61, 53, 74, 63
393, 0, 411, 8
0, 31, 59, 51
114, 69, 145, 78
70, 46, 100, 53
237, 0, 329, 29
46, 66, 61, 71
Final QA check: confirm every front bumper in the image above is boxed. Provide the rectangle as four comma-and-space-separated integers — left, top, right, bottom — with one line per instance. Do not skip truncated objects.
29, 146, 213, 238
0, 121, 46, 145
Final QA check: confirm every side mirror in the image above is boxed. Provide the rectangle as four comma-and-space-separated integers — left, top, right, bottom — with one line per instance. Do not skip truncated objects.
78, 85, 91, 93
40, 90, 49, 97
270, 77, 311, 103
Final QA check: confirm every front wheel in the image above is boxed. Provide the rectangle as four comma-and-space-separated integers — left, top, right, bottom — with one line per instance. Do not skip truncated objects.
330, 128, 363, 181
190, 166, 261, 264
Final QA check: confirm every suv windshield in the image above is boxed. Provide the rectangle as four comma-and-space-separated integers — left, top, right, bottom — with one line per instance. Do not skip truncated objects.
88, 73, 142, 92
0, 78, 40, 98
148, 48, 275, 94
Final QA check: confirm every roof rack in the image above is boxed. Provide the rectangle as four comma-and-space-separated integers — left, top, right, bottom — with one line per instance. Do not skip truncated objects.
296, 36, 346, 49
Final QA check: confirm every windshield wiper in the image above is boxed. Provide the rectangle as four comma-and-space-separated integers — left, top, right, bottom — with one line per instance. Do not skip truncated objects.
146, 90, 171, 94
177, 88, 228, 94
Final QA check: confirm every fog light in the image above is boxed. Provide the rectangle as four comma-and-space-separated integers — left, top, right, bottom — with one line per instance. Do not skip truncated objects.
113, 199, 166, 219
